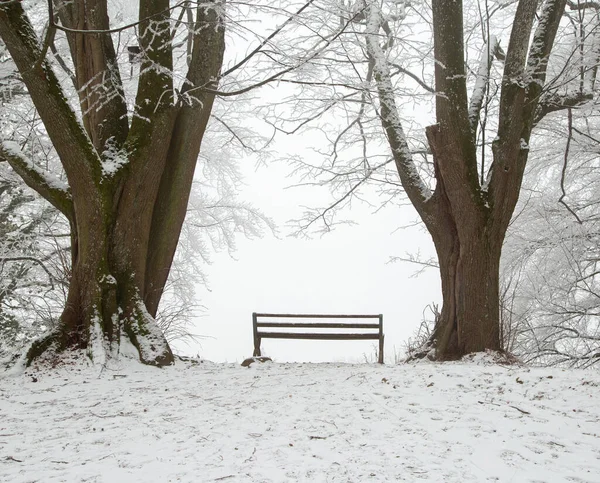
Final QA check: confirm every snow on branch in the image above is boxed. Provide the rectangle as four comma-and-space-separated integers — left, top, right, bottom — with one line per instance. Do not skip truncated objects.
0, 140, 73, 221
469, 35, 503, 134
364, 2, 432, 208
567, 1, 600, 10
187, 5, 364, 98
534, 90, 594, 125
497, 0, 538, 133
0, 256, 59, 290
526, 0, 569, 92
0, 1, 101, 187
497, 0, 567, 143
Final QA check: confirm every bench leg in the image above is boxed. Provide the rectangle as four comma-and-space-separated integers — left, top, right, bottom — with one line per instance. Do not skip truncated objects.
378, 335, 384, 364
253, 337, 261, 357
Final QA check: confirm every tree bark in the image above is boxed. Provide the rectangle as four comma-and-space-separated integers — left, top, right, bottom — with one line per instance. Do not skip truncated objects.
431, 231, 502, 358
144, 3, 226, 316
54, 0, 129, 152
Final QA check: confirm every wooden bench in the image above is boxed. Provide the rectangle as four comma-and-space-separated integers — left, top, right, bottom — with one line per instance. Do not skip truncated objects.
252, 312, 384, 363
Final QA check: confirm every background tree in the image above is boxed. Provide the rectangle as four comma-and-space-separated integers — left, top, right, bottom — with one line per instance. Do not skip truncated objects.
1, 39, 69, 361
502, 104, 600, 366
0, 173, 69, 361
492, 0, 600, 366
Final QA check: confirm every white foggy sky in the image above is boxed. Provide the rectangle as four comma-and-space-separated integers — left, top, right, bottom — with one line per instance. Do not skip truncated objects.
172, 8, 442, 363
175, 159, 441, 363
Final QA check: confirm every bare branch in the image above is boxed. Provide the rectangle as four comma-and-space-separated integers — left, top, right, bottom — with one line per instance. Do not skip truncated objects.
469, 36, 500, 134
524, 0, 570, 116
186, 8, 364, 98
35, 0, 56, 70
364, 2, 432, 216
221, 0, 317, 78
534, 90, 594, 124
497, 0, 538, 139
51, 0, 191, 35
211, 114, 257, 152
388, 63, 434, 93
0, 1, 101, 191
294, 174, 370, 234
567, 1, 600, 10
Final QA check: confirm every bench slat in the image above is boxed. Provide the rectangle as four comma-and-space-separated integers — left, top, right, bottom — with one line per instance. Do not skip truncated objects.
256, 322, 380, 329
254, 313, 381, 319
258, 332, 380, 340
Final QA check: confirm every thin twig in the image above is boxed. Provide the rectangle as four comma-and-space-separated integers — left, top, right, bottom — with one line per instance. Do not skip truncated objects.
48, 0, 190, 35
221, 0, 317, 78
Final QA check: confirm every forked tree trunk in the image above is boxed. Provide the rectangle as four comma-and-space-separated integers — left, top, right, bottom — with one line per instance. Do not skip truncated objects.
364, 0, 566, 360
0, 0, 225, 366
424, 124, 504, 358
415, 147, 503, 359
26, 172, 176, 366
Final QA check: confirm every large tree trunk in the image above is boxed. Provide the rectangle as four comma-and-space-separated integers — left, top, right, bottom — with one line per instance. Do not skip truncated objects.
424, 122, 503, 359
415, 142, 502, 360
432, 227, 502, 359
26, 187, 175, 367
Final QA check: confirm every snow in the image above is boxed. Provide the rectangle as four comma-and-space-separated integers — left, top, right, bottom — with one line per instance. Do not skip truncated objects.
100, 140, 128, 178
99, 275, 117, 286
469, 36, 497, 128
88, 315, 108, 367
131, 299, 173, 364
1, 355, 599, 482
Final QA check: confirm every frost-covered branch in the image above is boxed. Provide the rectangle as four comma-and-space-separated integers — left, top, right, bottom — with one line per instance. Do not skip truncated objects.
0, 256, 59, 289
469, 35, 501, 134
51, 0, 193, 35
567, 1, 600, 10
187, 6, 363, 98
292, 167, 374, 235
0, 141, 73, 221
364, 2, 431, 212
388, 252, 439, 278
0, 1, 101, 188
490, 0, 567, 233
221, 0, 317, 78
524, 0, 570, 118
388, 63, 434, 93
534, 90, 594, 124
496, 0, 538, 140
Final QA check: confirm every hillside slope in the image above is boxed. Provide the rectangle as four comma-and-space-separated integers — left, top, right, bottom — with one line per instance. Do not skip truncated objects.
1, 355, 599, 482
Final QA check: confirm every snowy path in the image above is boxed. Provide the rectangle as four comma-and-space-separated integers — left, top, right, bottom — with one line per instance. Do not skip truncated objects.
1, 358, 599, 482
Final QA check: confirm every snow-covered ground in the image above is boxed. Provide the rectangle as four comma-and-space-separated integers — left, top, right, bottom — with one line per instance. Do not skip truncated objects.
1, 354, 599, 482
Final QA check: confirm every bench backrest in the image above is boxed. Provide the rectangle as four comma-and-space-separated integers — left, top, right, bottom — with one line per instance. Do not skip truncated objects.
252, 313, 384, 362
